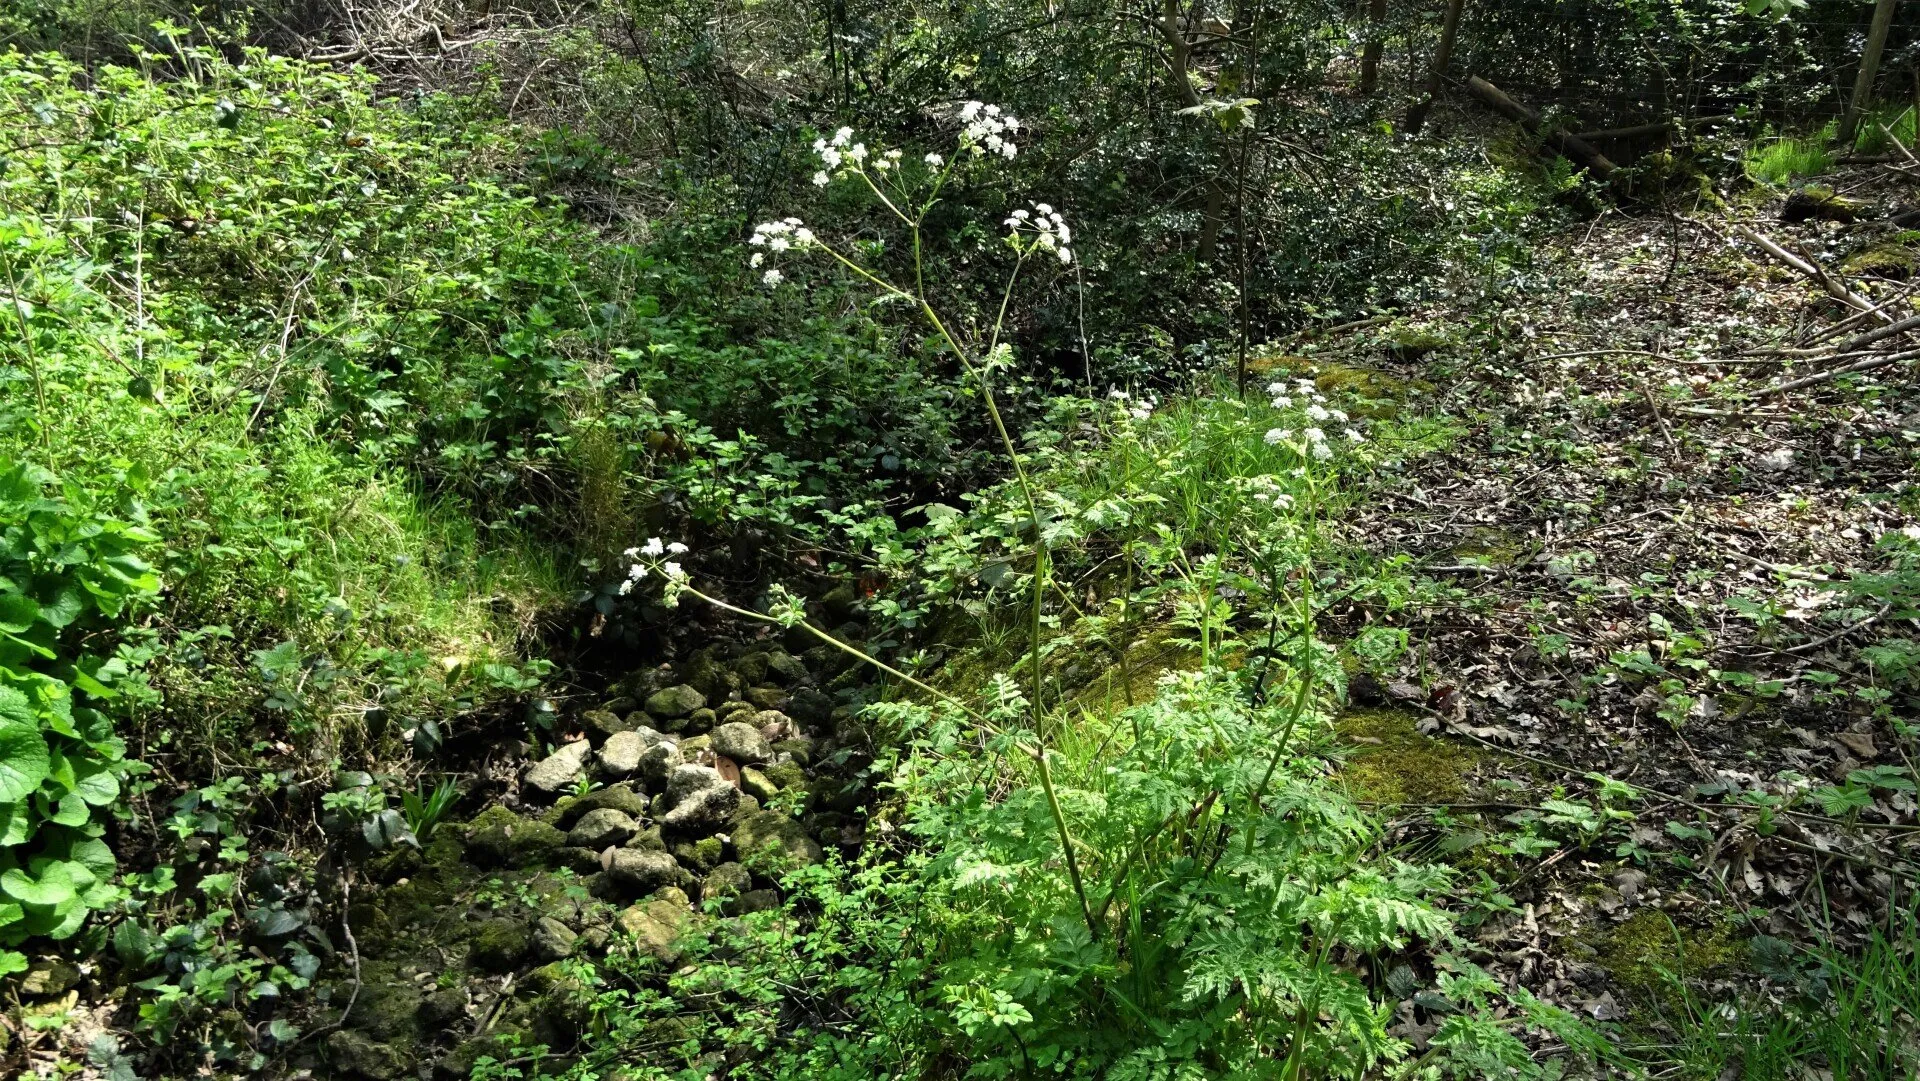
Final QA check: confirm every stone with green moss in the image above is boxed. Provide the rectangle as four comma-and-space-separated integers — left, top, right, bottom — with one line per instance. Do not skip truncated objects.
740, 766, 779, 802
732, 809, 824, 870
672, 835, 725, 874
327, 1029, 403, 1080
646, 683, 707, 721
1336, 707, 1484, 805
468, 917, 530, 973
462, 806, 566, 869
760, 760, 806, 792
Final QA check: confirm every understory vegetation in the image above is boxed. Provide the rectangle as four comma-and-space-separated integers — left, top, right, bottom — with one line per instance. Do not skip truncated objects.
1, 0, 1919, 1078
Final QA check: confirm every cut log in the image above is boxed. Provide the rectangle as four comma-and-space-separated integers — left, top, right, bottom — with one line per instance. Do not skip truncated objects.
1465, 75, 1616, 178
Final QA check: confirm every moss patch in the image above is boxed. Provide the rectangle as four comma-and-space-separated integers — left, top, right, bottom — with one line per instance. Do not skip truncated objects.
1335, 707, 1484, 805
1586, 907, 1746, 1003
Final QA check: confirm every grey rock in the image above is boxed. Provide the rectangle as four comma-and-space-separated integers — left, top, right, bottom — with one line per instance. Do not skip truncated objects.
328, 1029, 401, 1080
740, 767, 780, 802
524, 740, 592, 794
626, 825, 666, 852
663, 783, 740, 835
595, 730, 648, 777
703, 862, 751, 902
737, 889, 781, 914
418, 988, 467, 1028
733, 809, 825, 869
578, 709, 632, 744
606, 849, 683, 896
745, 686, 789, 711
568, 808, 637, 849
556, 782, 648, 827
531, 916, 578, 962
639, 741, 684, 790
732, 653, 770, 687
787, 687, 833, 726
765, 651, 809, 685
645, 684, 707, 720
710, 721, 772, 764
665, 763, 729, 806
18, 960, 79, 996
672, 835, 725, 874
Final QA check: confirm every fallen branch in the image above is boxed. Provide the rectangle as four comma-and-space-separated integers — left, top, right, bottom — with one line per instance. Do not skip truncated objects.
1733, 225, 1894, 325
1570, 114, 1736, 142
1465, 75, 1616, 178
1753, 347, 1920, 397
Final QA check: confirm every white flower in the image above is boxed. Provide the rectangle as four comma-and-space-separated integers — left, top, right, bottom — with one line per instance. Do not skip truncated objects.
1903, 524, 1920, 540
618, 579, 634, 595
769, 236, 790, 252
1265, 382, 1288, 395
819, 147, 842, 168
1264, 428, 1291, 445
667, 542, 689, 554
1311, 441, 1334, 461
749, 252, 764, 267
1000, 141, 1016, 159
960, 101, 983, 121
748, 233, 766, 246
1270, 395, 1292, 408
1270, 493, 1295, 509
641, 538, 665, 557
1305, 404, 1330, 421
832, 126, 853, 147
1330, 408, 1348, 422
1303, 427, 1325, 442
813, 171, 830, 186
885, 148, 903, 160
662, 561, 687, 580
763, 268, 784, 286
1012, 209, 1030, 220
794, 228, 815, 245
628, 564, 648, 580
782, 217, 801, 226
847, 143, 868, 162
1057, 247, 1072, 264
925, 152, 944, 166
1345, 428, 1365, 443
1109, 388, 1130, 400
1035, 202, 1053, 215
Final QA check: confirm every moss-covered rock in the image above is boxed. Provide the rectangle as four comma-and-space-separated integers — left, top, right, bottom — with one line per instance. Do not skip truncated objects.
555, 782, 649, 829
348, 964, 423, 1042
732, 809, 825, 870
646, 683, 707, 720
1335, 707, 1483, 805
463, 806, 567, 870
671, 835, 725, 874
469, 917, 530, 973
327, 1029, 404, 1080
615, 897, 696, 966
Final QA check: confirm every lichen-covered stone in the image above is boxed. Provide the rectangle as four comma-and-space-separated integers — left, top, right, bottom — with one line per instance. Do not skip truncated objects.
579, 709, 632, 744
761, 760, 807, 793
568, 808, 637, 849
615, 898, 694, 965
765, 651, 808, 685
595, 730, 648, 777
463, 806, 566, 870
18, 960, 79, 997
328, 1029, 402, 1080
663, 765, 739, 834
678, 733, 711, 757
525, 740, 592, 794
606, 849, 683, 896
645, 684, 706, 720
555, 782, 649, 828
469, 918, 530, 973
771, 737, 815, 766
740, 767, 779, 802
745, 686, 789, 711
671, 835, 725, 874
715, 700, 755, 723
627, 825, 666, 852
787, 687, 833, 726
703, 862, 751, 903
639, 741, 683, 791
737, 889, 781, 914
732, 652, 770, 686
711, 721, 772, 764
684, 707, 717, 736
733, 809, 825, 869
532, 916, 578, 962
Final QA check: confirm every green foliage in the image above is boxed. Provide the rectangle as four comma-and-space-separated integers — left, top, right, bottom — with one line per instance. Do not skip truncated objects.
0, 459, 158, 947
1744, 133, 1833, 186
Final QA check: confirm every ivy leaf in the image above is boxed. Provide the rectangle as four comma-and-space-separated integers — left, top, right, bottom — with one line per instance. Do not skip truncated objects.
0, 722, 51, 803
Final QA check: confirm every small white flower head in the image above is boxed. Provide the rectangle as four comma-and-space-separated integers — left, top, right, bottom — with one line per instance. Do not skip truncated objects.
1330, 408, 1348, 422
1344, 428, 1365, 443
628, 564, 648, 580
813, 170, 830, 186
1264, 428, 1291, 445
1311, 441, 1334, 461
1035, 202, 1053, 215
618, 579, 634, 595
1265, 381, 1288, 395
795, 228, 815, 245
925, 152, 945, 167
662, 561, 687, 580
1270, 492, 1295, 509
1296, 378, 1316, 392
846, 143, 868, 163
1109, 388, 1131, 400
641, 538, 665, 557
884, 148, 903, 160
1005, 202, 1071, 265
959, 103, 1020, 159
769, 236, 790, 252
763, 268, 784, 287
1270, 395, 1292, 408
1057, 246, 1072, 264
667, 542, 689, 554
749, 252, 764, 267
960, 101, 983, 121
622, 546, 640, 558
1303, 427, 1326, 443
831, 126, 854, 147
1305, 403, 1330, 421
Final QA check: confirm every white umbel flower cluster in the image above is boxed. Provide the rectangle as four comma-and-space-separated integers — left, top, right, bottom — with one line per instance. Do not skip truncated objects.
1261, 375, 1363, 461
617, 538, 693, 599
1004, 203, 1073, 264
747, 218, 817, 287
959, 101, 1020, 159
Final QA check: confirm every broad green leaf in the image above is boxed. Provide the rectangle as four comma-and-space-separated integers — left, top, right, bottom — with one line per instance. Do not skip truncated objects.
72, 763, 119, 806
36, 588, 83, 630
2, 862, 76, 907
50, 791, 89, 827
0, 950, 25, 977
0, 802, 31, 846
0, 595, 36, 633
0, 724, 51, 803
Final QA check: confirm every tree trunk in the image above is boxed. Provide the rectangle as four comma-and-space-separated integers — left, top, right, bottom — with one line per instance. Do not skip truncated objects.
1360, 0, 1388, 95
1839, 0, 1899, 148
1404, 0, 1463, 134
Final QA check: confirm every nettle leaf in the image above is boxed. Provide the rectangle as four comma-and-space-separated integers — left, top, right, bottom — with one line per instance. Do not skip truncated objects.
0, 595, 37, 634
0, 722, 52, 803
